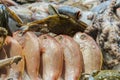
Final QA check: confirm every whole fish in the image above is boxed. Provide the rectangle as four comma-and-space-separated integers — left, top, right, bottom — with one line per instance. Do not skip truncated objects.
73, 32, 103, 74
38, 34, 63, 80
4, 36, 24, 80
22, 32, 41, 80
55, 35, 84, 80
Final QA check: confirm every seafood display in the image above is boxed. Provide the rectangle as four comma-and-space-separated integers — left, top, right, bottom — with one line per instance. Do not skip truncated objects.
0, 0, 119, 80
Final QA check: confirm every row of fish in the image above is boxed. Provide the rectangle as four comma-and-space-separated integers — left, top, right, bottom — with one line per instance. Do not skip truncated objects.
0, 31, 102, 80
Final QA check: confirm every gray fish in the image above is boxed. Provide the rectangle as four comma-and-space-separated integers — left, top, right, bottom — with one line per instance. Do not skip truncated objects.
58, 5, 81, 20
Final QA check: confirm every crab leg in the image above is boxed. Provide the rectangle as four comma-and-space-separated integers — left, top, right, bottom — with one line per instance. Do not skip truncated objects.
0, 56, 21, 68
1, 0, 23, 25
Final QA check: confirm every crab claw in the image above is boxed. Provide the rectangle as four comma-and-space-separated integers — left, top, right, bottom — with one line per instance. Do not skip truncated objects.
0, 56, 22, 68
0, 27, 8, 49
12, 56, 22, 64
